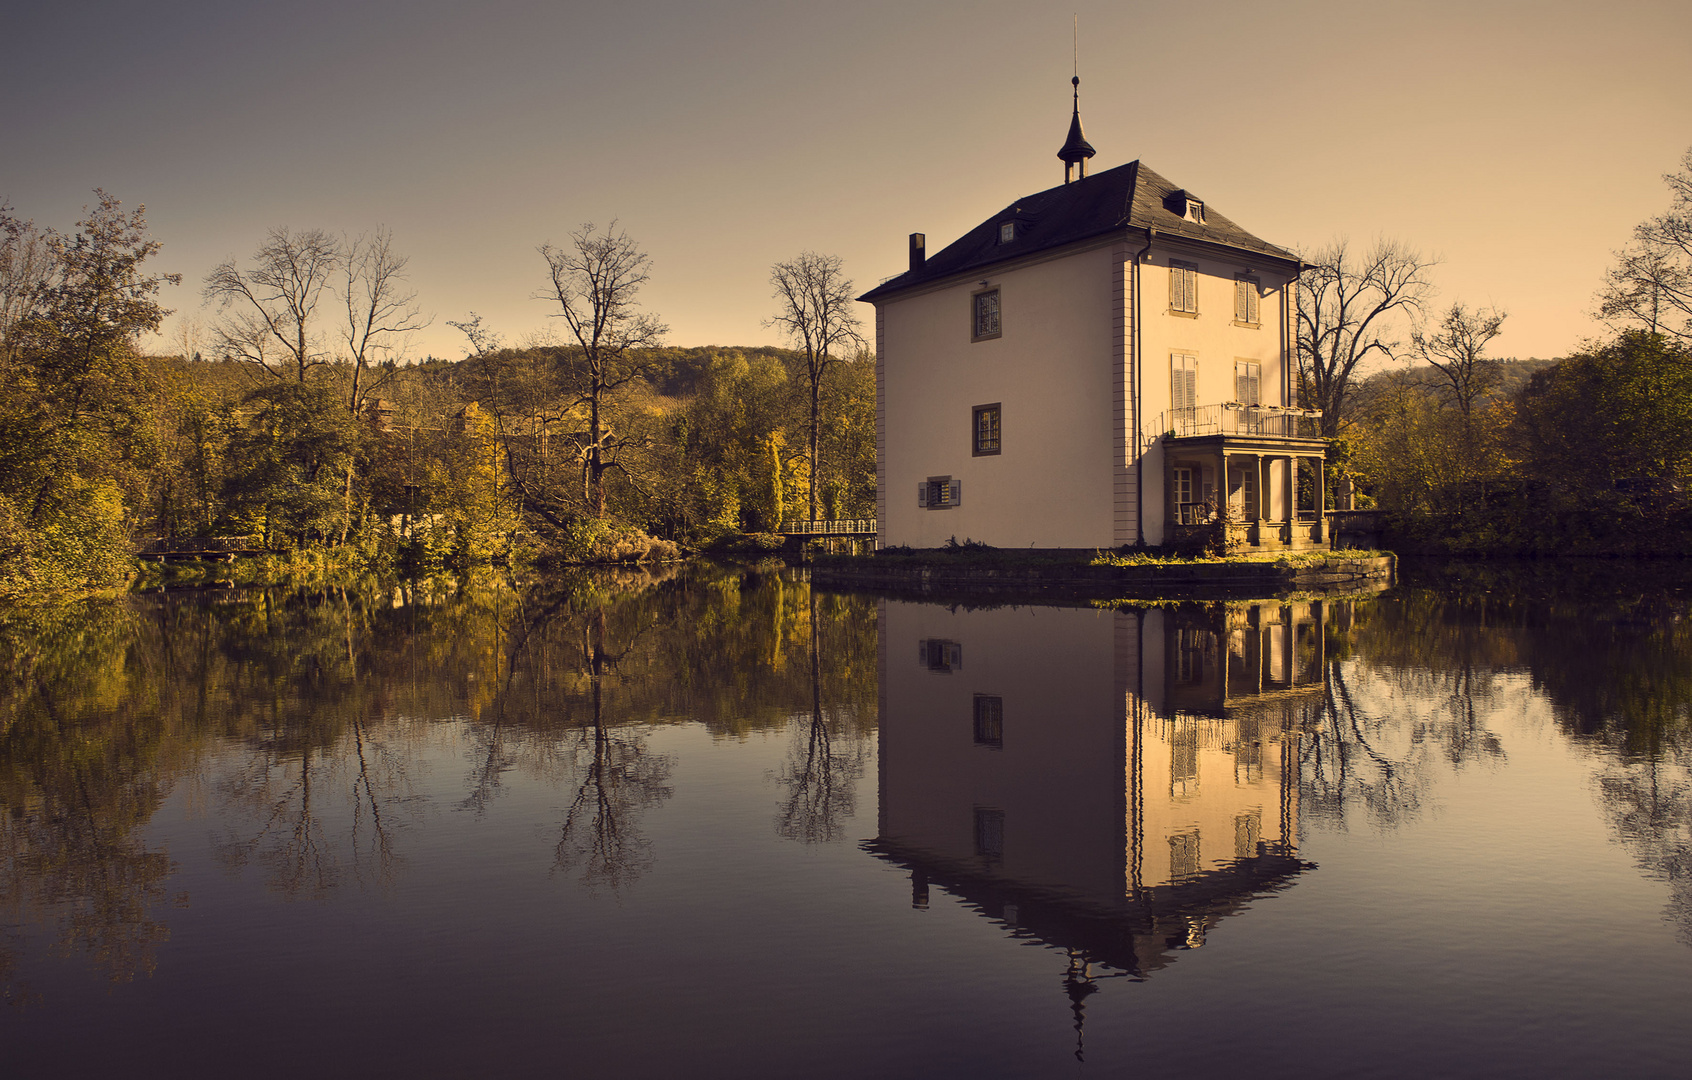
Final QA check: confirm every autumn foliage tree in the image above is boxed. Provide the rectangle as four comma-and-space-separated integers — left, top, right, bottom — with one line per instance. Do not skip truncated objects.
0, 192, 179, 594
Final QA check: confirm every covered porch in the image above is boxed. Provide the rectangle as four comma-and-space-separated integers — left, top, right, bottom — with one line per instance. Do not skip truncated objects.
1158, 408, 1329, 552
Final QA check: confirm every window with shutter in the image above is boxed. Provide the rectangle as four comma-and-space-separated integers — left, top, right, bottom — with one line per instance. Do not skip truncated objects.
1234, 275, 1260, 326
1170, 261, 1198, 314
922, 477, 958, 510
1171, 353, 1198, 413
919, 639, 963, 672
1234, 361, 1261, 406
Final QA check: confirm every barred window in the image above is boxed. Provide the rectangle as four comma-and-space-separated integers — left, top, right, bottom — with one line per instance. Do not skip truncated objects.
973, 695, 1003, 748
975, 807, 1005, 858
972, 288, 1001, 340
973, 403, 1001, 455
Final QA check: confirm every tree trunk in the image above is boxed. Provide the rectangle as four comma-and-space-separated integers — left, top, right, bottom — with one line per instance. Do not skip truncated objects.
809, 375, 822, 521
589, 389, 606, 518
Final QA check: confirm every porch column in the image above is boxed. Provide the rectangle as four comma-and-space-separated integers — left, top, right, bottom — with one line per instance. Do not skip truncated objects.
1253, 454, 1266, 546
1313, 452, 1327, 543
1282, 455, 1296, 544
1215, 449, 1228, 522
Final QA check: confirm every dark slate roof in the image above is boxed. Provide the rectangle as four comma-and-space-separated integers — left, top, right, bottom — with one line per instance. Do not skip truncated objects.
860, 160, 1299, 303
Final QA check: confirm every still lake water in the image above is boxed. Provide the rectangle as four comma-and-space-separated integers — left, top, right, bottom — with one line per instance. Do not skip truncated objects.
3, 560, 1691, 1078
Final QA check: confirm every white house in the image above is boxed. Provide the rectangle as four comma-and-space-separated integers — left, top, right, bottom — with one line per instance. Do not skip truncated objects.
859, 79, 1327, 552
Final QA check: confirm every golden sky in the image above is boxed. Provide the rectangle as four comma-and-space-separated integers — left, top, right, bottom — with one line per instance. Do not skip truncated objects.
5, 0, 1689, 363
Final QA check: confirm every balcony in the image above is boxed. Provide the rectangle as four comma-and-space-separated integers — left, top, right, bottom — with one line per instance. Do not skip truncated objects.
1146, 403, 1323, 441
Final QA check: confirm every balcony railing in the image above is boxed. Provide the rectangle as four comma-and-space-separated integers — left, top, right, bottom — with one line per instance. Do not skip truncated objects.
1146, 403, 1323, 440
779, 518, 877, 536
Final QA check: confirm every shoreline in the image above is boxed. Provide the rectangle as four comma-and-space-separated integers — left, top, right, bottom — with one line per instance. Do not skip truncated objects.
806, 552, 1396, 602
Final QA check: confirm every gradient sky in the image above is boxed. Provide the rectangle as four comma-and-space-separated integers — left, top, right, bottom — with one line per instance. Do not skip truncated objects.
4, 0, 1689, 364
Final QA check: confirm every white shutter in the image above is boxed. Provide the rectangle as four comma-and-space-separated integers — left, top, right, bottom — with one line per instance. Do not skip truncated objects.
1169, 265, 1181, 309
917, 483, 928, 508
949, 480, 961, 506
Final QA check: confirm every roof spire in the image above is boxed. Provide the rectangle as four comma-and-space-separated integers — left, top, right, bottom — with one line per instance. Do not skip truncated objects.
1057, 33, 1095, 185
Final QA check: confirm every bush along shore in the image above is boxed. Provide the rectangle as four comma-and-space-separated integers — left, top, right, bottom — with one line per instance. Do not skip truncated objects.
805, 545, 1395, 602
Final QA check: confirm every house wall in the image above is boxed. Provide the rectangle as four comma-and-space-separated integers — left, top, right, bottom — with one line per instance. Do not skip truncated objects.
875, 243, 1119, 549
876, 601, 1302, 904
877, 600, 1126, 902
872, 234, 1296, 550
1136, 243, 1295, 544
1138, 243, 1293, 425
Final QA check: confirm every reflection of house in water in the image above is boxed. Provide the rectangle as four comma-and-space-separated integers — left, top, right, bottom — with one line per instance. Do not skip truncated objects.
869, 599, 1344, 996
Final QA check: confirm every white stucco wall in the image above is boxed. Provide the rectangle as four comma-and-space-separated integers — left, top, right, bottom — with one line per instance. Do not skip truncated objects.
874, 243, 1119, 549
872, 235, 1294, 550
1139, 244, 1292, 431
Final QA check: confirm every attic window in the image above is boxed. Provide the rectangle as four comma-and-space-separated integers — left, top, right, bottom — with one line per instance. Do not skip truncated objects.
999, 222, 1015, 244
1186, 199, 1205, 224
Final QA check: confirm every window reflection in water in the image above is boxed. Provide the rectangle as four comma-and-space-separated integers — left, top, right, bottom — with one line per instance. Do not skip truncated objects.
868, 599, 1347, 1041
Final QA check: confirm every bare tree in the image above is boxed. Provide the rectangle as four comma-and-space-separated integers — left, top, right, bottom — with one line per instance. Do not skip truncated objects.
341, 227, 428, 413
1412, 302, 1508, 421
537, 222, 667, 519
0, 203, 55, 366
1599, 146, 1692, 342
766, 251, 865, 521
1297, 238, 1436, 437
204, 226, 340, 381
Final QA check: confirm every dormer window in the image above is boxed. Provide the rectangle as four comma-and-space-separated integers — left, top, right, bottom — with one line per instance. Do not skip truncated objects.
999, 222, 1015, 244
1163, 189, 1207, 224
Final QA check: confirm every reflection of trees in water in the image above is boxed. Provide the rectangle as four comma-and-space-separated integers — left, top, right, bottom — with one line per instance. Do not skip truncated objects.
1354, 563, 1692, 943
1300, 660, 1507, 831
1514, 586, 1692, 945
0, 605, 183, 996
775, 594, 870, 844
0, 564, 881, 997
213, 716, 419, 898
1596, 753, 1692, 943
1300, 593, 1510, 830
550, 606, 674, 892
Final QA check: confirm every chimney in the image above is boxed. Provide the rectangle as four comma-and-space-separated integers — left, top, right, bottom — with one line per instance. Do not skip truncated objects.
909, 232, 926, 273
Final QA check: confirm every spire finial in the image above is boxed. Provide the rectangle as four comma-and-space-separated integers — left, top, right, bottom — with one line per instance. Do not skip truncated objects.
1057, 30, 1095, 184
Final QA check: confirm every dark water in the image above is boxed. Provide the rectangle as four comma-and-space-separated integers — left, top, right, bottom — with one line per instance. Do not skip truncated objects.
3, 561, 1691, 1078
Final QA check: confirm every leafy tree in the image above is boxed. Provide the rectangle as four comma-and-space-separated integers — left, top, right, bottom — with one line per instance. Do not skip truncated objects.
221, 381, 361, 547
1515, 330, 1692, 550
0, 192, 179, 593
